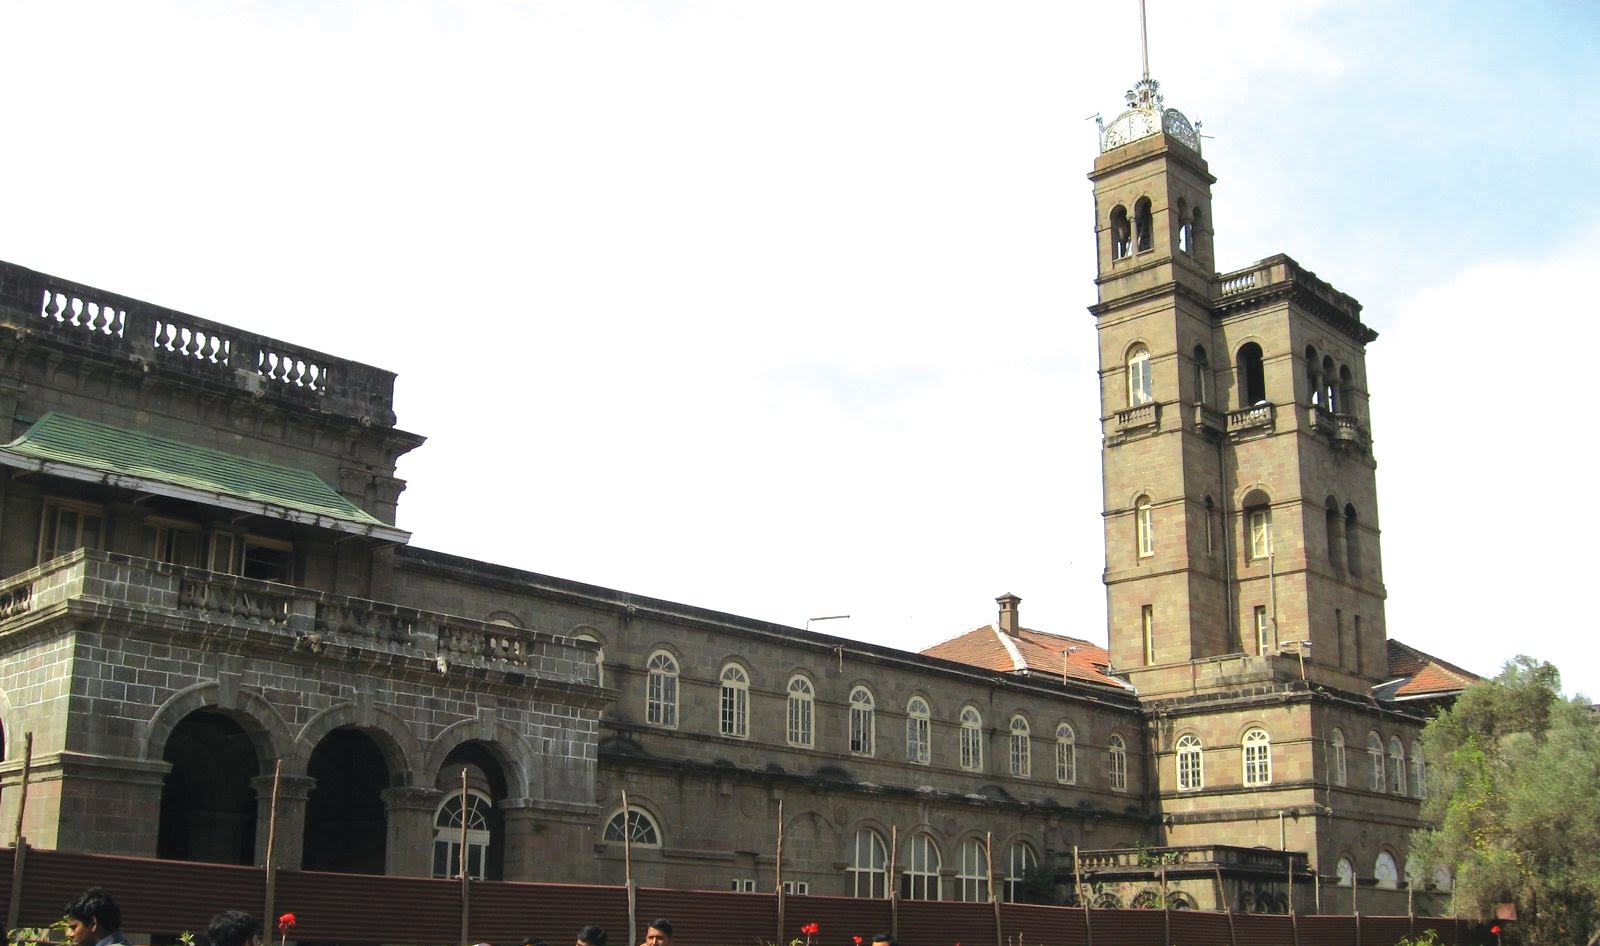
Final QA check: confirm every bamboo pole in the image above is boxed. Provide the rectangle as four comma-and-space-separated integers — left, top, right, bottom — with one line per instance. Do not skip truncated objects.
262, 760, 282, 939
622, 790, 637, 944
1073, 845, 1091, 946
1216, 866, 1236, 946
888, 824, 899, 941
459, 768, 470, 946
4, 733, 32, 933
11, 733, 31, 844
1160, 862, 1169, 946
775, 799, 785, 946
985, 832, 1001, 946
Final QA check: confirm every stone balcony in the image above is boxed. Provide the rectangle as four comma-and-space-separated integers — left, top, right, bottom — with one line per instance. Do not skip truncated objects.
0, 549, 600, 691
0, 260, 399, 427
1226, 402, 1274, 436
1212, 255, 1376, 345
1309, 406, 1370, 451
1078, 844, 1309, 878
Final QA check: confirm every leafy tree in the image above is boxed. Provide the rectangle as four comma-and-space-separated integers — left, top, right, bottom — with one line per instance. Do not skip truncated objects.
1409, 657, 1600, 945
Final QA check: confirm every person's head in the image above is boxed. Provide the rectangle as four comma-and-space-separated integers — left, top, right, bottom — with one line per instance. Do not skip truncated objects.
63, 888, 121, 946
870, 934, 894, 946
523, 939, 547, 946
207, 912, 263, 946
577, 927, 607, 946
644, 921, 672, 946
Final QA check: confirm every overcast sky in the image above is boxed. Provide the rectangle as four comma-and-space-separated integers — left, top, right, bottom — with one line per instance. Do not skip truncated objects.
4, 1, 1597, 699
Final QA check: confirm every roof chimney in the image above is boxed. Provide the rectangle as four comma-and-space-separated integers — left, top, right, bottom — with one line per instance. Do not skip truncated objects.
996, 593, 1021, 636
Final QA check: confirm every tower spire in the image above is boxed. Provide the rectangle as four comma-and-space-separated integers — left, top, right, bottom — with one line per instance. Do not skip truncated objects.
1139, 0, 1150, 80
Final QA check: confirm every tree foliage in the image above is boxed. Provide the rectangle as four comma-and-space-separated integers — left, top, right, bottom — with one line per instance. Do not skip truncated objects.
1410, 657, 1600, 945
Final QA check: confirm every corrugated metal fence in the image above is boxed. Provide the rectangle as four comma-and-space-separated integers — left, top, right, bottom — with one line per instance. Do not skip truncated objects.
0, 847, 1481, 946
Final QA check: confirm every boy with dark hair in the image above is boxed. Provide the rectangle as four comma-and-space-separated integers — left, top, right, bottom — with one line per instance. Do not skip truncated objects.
576, 927, 607, 946
63, 888, 126, 946
642, 920, 672, 946
207, 912, 263, 946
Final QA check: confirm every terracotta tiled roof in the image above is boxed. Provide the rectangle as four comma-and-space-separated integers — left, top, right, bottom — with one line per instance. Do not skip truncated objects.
920, 625, 1125, 689
1385, 638, 1481, 699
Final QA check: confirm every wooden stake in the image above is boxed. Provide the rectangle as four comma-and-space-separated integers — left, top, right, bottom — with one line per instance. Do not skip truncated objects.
1074, 845, 1092, 946
263, 760, 282, 939
459, 768, 471, 946
11, 733, 32, 844
775, 800, 785, 946
622, 789, 637, 944
888, 824, 899, 941
986, 832, 1001, 946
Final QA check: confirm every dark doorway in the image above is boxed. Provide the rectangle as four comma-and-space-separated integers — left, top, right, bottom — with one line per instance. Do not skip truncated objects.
156, 710, 260, 863
303, 728, 391, 873
434, 742, 509, 880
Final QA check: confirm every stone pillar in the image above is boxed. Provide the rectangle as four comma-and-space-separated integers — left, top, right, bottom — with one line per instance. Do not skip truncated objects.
382, 785, 443, 877
251, 773, 316, 869
50, 752, 169, 856
500, 799, 597, 882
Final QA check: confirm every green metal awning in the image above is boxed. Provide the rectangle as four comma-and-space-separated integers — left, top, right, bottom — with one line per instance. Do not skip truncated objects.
0, 412, 410, 543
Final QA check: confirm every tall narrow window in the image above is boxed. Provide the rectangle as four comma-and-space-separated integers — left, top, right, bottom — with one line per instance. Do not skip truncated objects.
1009, 715, 1031, 778
1108, 734, 1128, 791
1248, 506, 1273, 560
1192, 345, 1209, 405
1203, 496, 1216, 556
902, 833, 942, 900
432, 791, 493, 880
1136, 496, 1154, 557
1004, 842, 1038, 903
1325, 498, 1343, 569
1329, 728, 1347, 786
1368, 732, 1386, 791
786, 675, 814, 747
1055, 723, 1077, 784
1178, 199, 1193, 255
1110, 205, 1132, 260
850, 829, 888, 898
38, 499, 106, 563
1236, 342, 1266, 404
907, 697, 931, 765
960, 706, 984, 772
646, 651, 678, 728
1375, 852, 1399, 890
849, 686, 875, 756
1176, 734, 1203, 791
1254, 605, 1270, 655
1142, 605, 1155, 665
1336, 857, 1355, 887
1339, 365, 1355, 414
1410, 742, 1425, 798
1127, 345, 1153, 406
1353, 616, 1363, 674
1388, 737, 1407, 794
1335, 608, 1346, 668
1345, 505, 1362, 577
574, 632, 604, 687
1323, 356, 1338, 411
1305, 346, 1322, 407
957, 838, 989, 902
1242, 728, 1272, 786
719, 664, 749, 738
1134, 197, 1153, 252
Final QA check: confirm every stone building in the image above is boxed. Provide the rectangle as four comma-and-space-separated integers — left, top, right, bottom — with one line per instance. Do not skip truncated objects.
0, 68, 1474, 915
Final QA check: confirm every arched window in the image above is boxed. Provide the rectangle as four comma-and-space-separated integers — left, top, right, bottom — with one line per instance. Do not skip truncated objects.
574, 632, 604, 687
1110, 205, 1132, 260
646, 651, 678, 728
906, 697, 931, 764
960, 706, 984, 772
1190, 208, 1204, 256
1176, 734, 1203, 791
849, 686, 875, 756
1431, 866, 1452, 892
1338, 363, 1354, 414
604, 808, 661, 846
1136, 495, 1154, 558
1192, 345, 1209, 405
1245, 500, 1273, 561
1108, 734, 1128, 791
1325, 498, 1343, 569
1329, 728, 1347, 786
1142, 604, 1156, 664
1375, 851, 1399, 889
786, 675, 814, 747
720, 664, 749, 738
902, 833, 942, 900
1322, 356, 1338, 411
1368, 732, 1386, 791
1055, 723, 1077, 784
1388, 737, 1407, 794
1177, 199, 1193, 255
849, 828, 888, 898
1344, 505, 1362, 577
1005, 842, 1038, 903
1236, 342, 1266, 405
432, 790, 492, 879
1411, 742, 1426, 798
1203, 495, 1216, 557
1134, 197, 1153, 252
1009, 715, 1031, 778
1335, 857, 1355, 887
1305, 346, 1321, 407
1242, 728, 1271, 786
957, 837, 989, 902
1127, 345, 1153, 406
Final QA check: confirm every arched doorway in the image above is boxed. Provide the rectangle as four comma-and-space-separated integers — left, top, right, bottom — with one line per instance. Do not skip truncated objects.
156, 710, 260, 864
432, 741, 508, 880
303, 728, 391, 873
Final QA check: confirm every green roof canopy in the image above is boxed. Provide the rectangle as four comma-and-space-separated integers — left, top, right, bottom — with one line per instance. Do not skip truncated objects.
0, 412, 409, 543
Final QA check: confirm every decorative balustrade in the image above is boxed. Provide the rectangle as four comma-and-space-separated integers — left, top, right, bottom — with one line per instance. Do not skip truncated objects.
1217, 270, 1258, 296
1115, 401, 1159, 432
1191, 403, 1224, 434
0, 260, 390, 422
1213, 255, 1364, 324
179, 574, 295, 628
1226, 402, 1274, 434
1079, 845, 1308, 874
0, 583, 31, 620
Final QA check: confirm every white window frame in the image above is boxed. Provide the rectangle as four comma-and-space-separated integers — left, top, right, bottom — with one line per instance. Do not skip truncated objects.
1329, 728, 1347, 786
906, 697, 931, 765
730, 878, 756, 892
1242, 728, 1271, 786
956, 837, 989, 903
1388, 737, 1407, 794
1368, 731, 1386, 791
1127, 345, 1153, 406
1254, 605, 1271, 655
1249, 507, 1273, 560
902, 832, 942, 901
1055, 723, 1077, 785
959, 705, 984, 772
720, 664, 750, 738
1410, 742, 1426, 798
1142, 604, 1155, 664
1004, 842, 1037, 903
603, 808, 661, 847
1108, 734, 1128, 792
786, 675, 814, 747
1176, 734, 1203, 791
1336, 857, 1355, 887
431, 789, 493, 880
1375, 851, 1399, 890
1009, 715, 1030, 778
645, 651, 678, 728
850, 828, 889, 898
849, 686, 875, 757
1136, 497, 1154, 558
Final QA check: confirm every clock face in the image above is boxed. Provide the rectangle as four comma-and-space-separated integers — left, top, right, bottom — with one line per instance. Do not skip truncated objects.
1101, 108, 1160, 150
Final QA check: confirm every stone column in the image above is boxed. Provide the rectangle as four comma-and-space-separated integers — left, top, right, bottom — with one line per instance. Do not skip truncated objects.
382, 785, 443, 877
251, 773, 316, 869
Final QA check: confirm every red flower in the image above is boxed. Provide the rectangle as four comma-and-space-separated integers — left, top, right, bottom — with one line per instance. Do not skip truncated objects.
799, 924, 820, 937
1491, 926, 1501, 935
277, 914, 297, 934
853, 939, 862, 945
